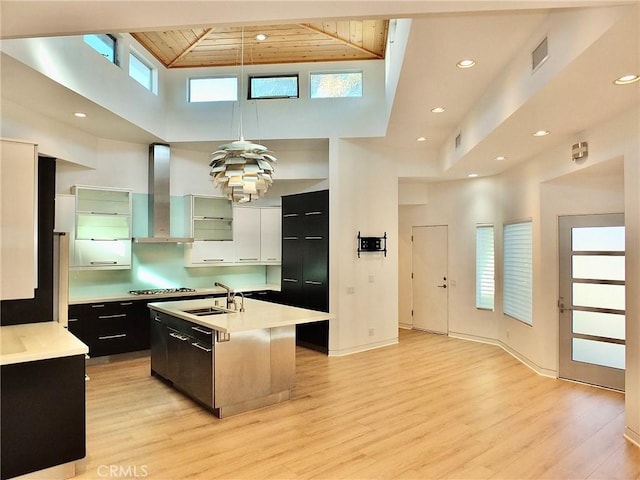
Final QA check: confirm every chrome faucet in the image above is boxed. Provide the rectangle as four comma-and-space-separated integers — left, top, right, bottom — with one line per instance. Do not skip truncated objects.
214, 282, 233, 309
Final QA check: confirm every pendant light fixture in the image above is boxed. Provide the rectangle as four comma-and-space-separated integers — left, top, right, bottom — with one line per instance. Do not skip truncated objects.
209, 27, 277, 203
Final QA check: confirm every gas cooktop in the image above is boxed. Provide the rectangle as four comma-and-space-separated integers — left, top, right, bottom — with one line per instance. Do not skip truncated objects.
129, 287, 196, 296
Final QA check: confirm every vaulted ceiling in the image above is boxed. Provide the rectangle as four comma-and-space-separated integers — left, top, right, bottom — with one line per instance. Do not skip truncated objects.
131, 20, 389, 68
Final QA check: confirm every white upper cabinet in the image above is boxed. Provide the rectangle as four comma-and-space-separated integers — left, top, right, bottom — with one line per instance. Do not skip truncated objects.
54, 194, 75, 233
184, 195, 234, 267
71, 186, 132, 269
233, 207, 261, 264
188, 195, 233, 241
260, 208, 281, 264
1, 139, 37, 300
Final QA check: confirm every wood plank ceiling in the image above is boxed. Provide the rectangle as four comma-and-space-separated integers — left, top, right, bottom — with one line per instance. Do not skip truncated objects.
131, 20, 389, 68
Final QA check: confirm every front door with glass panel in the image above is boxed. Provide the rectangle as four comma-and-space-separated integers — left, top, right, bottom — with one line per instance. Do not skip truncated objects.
558, 214, 625, 391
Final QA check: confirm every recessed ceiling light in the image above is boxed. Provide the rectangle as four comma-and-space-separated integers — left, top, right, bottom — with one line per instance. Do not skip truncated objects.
431, 107, 446, 113
74, 112, 87, 118
467, 173, 479, 178
457, 59, 476, 69
416, 137, 427, 142
495, 156, 507, 161
614, 74, 640, 85
533, 130, 550, 137
255, 33, 267, 41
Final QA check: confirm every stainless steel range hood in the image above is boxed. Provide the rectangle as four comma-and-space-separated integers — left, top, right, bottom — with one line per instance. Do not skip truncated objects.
134, 143, 194, 243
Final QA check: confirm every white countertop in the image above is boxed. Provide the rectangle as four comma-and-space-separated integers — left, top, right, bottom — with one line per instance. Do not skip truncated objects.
0, 322, 89, 366
148, 298, 333, 334
69, 283, 280, 305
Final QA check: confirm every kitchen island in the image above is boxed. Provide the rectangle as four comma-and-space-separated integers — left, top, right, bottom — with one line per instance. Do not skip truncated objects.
148, 297, 333, 418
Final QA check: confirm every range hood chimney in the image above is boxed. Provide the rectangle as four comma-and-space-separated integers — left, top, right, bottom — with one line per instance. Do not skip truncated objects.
134, 143, 193, 243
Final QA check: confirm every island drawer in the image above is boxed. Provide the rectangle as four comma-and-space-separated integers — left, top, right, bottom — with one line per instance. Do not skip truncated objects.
152, 312, 213, 346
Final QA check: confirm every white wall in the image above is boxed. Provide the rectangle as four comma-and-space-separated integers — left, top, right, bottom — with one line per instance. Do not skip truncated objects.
1, 35, 168, 139
2, 34, 393, 146
399, 105, 637, 378
623, 106, 640, 445
1, 99, 98, 168
439, 5, 629, 173
164, 60, 389, 142
398, 176, 500, 339
328, 138, 399, 355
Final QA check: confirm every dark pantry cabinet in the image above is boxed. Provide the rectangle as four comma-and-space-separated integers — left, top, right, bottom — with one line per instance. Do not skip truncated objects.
281, 190, 329, 353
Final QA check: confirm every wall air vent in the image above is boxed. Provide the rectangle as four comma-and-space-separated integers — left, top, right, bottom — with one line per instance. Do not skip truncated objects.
532, 36, 549, 72
455, 133, 462, 149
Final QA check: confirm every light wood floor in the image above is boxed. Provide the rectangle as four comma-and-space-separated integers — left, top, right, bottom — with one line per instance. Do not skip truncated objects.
75, 330, 640, 479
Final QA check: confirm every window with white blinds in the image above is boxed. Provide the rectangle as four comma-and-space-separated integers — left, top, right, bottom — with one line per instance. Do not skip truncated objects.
503, 221, 533, 324
475, 225, 495, 310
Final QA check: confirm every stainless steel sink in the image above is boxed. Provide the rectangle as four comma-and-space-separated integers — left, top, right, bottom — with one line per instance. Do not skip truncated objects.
182, 307, 233, 316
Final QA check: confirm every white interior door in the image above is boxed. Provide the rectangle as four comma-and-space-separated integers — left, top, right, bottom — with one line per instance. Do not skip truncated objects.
558, 214, 625, 391
412, 226, 448, 334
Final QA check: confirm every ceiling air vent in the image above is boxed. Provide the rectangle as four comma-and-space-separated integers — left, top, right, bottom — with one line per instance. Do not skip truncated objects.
532, 36, 549, 72
455, 133, 462, 149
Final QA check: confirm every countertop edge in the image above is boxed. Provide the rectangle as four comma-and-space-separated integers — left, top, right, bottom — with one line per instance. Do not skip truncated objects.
1, 322, 89, 366
148, 298, 334, 334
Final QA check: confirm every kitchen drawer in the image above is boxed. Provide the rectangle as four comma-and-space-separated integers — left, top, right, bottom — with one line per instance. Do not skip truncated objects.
67, 299, 150, 357
168, 316, 213, 346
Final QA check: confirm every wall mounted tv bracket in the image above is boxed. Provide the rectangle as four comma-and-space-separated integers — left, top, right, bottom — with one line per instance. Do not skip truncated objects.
357, 231, 387, 258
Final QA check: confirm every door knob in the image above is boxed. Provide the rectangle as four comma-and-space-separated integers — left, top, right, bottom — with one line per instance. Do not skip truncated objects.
437, 284, 447, 288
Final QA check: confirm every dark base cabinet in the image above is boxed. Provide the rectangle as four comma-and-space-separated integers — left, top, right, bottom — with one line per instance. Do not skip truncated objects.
281, 190, 329, 354
1, 355, 85, 480
68, 300, 150, 357
296, 320, 329, 354
150, 311, 214, 409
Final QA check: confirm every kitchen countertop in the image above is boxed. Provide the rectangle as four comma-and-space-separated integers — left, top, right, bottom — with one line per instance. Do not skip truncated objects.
148, 297, 333, 334
69, 283, 280, 305
0, 321, 89, 366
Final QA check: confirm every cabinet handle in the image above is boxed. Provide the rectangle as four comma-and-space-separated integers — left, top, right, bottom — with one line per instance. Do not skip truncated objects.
305, 280, 323, 285
98, 333, 127, 340
91, 304, 105, 308
169, 332, 189, 341
98, 313, 127, 319
68, 318, 79, 322
89, 239, 119, 242
305, 236, 323, 240
238, 258, 258, 261
119, 302, 133, 306
91, 212, 120, 215
154, 316, 162, 323
283, 278, 299, 283
305, 211, 323, 216
191, 342, 212, 353
90, 261, 118, 265
283, 213, 299, 218
203, 258, 224, 262
283, 236, 298, 241
192, 326, 212, 335
266, 258, 277, 261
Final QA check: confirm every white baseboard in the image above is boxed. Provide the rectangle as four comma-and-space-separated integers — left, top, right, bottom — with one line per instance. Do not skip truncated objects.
449, 331, 557, 378
625, 427, 640, 447
329, 337, 398, 356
